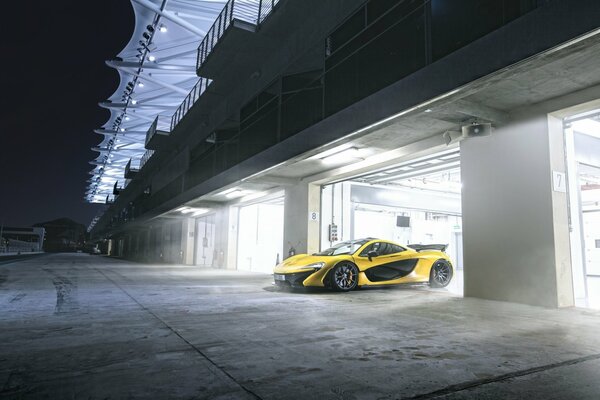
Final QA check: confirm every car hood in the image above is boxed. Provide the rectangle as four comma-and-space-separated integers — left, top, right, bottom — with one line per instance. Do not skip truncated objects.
274, 254, 340, 273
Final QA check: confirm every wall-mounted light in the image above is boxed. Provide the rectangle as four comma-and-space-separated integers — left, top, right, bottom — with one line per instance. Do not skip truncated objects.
120, 128, 126, 132
159, 25, 167, 33
138, 82, 144, 88
148, 55, 156, 62
131, 99, 137, 105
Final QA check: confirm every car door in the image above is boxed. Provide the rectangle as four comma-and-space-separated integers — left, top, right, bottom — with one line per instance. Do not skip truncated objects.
354, 242, 419, 283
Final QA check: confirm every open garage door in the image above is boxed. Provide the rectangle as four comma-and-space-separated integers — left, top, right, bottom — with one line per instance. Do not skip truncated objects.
565, 110, 600, 309
236, 196, 284, 273
320, 148, 463, 295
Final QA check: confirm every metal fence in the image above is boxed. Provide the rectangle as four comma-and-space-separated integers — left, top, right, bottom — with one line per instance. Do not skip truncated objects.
170, 77, 211, 131
196, 0, 280, 70
139, 149, 155, 170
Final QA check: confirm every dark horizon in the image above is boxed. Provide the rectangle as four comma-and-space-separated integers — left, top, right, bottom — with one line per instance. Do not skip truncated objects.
0, 1, 134, 227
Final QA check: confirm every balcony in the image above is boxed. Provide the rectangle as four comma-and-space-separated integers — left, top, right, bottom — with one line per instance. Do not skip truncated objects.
145, 116, 171, 150
170, 78, 211, 131
196, 0, 281, 79
124, 159, 139, 179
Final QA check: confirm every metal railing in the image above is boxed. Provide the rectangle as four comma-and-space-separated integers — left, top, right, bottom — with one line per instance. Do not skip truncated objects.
140, 149, 155, 170
170, 77, 211, 131
145, 115, 171, 147
196, 0, 280, 70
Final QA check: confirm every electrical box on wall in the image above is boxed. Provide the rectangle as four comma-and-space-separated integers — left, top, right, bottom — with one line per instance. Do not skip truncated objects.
329, 224, 338, 242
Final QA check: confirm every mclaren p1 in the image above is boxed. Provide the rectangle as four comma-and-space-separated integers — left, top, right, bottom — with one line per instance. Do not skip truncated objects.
273, 238, 453, 291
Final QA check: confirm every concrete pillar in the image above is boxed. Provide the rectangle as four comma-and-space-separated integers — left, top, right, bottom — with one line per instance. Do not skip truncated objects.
284, 183, 321, 255
460, 114, 574, 307
181, 218, 195, 265
215, 206, 235, 269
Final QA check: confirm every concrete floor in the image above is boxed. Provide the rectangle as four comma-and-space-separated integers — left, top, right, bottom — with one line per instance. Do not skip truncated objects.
1, 254, 600, 399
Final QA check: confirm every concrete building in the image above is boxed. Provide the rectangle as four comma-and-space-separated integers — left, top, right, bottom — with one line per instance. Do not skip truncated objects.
87, 0, 600, 309
0, 226, 45, 253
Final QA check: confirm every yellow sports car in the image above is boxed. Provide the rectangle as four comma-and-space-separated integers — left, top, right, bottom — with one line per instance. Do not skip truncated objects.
273, 238, 453, 291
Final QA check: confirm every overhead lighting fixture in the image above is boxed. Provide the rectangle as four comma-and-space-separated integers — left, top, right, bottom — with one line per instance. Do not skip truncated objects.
240, 191, 267, 203
148, 55, 156, 62
120, 128, 126, 132
216, 187, 238, 196
310, 143, 354, 160
225, 190, 246, 199
321, 147, 362, 165
159, 25, 167, 33
138, 82, 144, 88
131, 99, 137, 105
124, 116, 130, 121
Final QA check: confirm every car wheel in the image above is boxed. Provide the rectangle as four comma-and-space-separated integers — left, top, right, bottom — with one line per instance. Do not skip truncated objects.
330, 262, 359, 292
429, 259, 453, 288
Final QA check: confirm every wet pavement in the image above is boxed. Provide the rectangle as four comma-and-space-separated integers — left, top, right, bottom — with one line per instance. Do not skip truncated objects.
1, 253, 599, 399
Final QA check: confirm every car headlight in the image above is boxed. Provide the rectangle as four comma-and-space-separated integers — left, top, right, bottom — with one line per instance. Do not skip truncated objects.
304, 262, 325, 270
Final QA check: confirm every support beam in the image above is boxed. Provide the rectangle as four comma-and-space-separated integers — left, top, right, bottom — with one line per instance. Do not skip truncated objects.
283, 183, 321, 255
94, 129, 148, 135
116, 67, 190, 95
131, 0, 207, 37
99, 102, 178, 110
444, 99, 509, 124
106, 59, 196, 73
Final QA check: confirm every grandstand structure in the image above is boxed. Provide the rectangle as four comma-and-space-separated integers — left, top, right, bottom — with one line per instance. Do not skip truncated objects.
87, 0, 230, 203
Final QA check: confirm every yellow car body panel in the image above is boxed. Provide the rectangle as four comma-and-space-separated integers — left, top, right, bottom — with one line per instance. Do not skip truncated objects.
273, 239, 453, 289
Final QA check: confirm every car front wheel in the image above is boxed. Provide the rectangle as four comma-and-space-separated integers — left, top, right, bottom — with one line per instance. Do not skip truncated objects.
330, 262, 359, 292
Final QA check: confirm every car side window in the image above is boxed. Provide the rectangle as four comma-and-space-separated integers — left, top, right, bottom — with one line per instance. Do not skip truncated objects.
378, 243, 392, 255
359, 242, 379, 257
388, 244, 405, 254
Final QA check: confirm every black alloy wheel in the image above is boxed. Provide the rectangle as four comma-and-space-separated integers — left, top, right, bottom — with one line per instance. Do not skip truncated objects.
331, 262, 359, 292
429, 260, 453, 288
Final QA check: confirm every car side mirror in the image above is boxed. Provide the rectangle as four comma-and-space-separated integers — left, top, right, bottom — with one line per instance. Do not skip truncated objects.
367, 250, 378, 261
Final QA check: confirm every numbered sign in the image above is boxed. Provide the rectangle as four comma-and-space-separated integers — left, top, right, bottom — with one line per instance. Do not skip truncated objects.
309, 211, 319, 222
553, 171, 566, 193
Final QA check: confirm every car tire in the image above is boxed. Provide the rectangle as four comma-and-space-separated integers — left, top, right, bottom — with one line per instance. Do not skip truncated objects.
429, 259, 453, 288
330, 262, 359, 292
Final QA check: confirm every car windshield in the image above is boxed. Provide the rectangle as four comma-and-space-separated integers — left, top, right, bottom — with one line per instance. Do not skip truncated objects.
313, 239, 369, 256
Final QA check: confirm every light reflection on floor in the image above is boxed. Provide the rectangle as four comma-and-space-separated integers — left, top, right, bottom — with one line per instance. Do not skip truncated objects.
446, 269, 464, 297
586, 276, 600, 309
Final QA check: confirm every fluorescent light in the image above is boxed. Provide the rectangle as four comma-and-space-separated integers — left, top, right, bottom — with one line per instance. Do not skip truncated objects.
225, 190, 245, 199
216, 187, 238, 196
321, 147, 362, 165
240, 191, 267, 202
310, 143, 354, 160
191, 208, 209, 216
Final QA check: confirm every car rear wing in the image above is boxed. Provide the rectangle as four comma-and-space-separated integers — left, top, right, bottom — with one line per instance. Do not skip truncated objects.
408, 244, 448, 252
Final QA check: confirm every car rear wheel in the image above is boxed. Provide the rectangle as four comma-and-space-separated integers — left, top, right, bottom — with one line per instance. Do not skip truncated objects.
429, 259, 453, 288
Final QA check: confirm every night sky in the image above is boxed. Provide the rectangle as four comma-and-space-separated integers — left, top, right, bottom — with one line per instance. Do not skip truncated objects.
0, 1, 134, 228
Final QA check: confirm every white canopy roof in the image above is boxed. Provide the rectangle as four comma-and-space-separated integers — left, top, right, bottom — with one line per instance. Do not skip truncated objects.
86, 0, 226, 203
